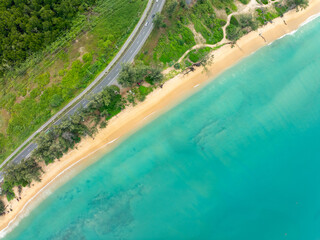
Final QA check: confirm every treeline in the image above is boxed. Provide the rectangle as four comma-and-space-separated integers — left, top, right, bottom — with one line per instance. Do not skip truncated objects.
0, 0, 96, 77
1, 63, 163, 202
2, 158, 42, 201
0, 198, 4, 215
2, 85, 123, 200
226, 0, 309, 42
118, 62, 163, 87
288, 0, 309, 9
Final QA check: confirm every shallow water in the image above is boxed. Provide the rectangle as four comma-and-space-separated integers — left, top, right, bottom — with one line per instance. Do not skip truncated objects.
3, 17, 320, 240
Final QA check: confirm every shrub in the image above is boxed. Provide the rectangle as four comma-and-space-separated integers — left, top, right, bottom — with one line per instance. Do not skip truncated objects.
0, 199, 5, 214
135, 86, 153, 102
230, 16, 239, 26
82, 53, 93, 63
174, 63, 181, 69
50, 94, 64, 108
230, 3, 238, 11
155, 22, 195, 64
239, 0, 250, 4
184, 60, 192, 67
118, 63, 164, 87
239, 15, 259, 31
188, 47, 211, 63
153, 13, 164, 29
226, 24, 241, 41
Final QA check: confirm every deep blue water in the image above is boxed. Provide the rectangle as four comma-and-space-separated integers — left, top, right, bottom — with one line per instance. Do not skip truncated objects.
3, 17, 320, 240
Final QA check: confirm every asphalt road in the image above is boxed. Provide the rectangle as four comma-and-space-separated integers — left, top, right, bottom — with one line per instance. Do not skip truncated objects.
0, 0, 165, 181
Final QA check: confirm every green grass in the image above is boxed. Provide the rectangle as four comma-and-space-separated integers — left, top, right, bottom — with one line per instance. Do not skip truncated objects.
139, 86, 153, 96
137, 0, 228, 67
190, 1, 225, 44
184, 60, 192, 67
210, 0, 237, 9
131, 85, 153, 102
0, 0, 148, 163
187, 47, 212, 63
154, 22, 196, 65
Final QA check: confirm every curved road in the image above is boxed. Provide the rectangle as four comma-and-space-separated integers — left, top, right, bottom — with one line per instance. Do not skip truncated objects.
0, 0, 165, 181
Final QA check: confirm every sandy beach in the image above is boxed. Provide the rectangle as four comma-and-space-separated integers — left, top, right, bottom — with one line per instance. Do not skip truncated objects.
1, 0, 320, 234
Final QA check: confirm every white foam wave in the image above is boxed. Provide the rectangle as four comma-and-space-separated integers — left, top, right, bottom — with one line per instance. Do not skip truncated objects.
269, 12, 320, 45
300, 12, 320, 27
0, 137, 119, 238
143, 111, 157, 120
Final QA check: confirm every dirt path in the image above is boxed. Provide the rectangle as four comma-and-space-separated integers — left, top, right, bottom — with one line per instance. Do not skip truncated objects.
221, 0, 274, 42
172, 0, 276, 67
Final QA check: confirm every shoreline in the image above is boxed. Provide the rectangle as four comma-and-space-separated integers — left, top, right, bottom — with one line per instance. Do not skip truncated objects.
1, 0, 320, 235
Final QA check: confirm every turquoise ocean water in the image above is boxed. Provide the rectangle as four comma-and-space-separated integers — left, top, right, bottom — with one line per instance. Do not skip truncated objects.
3, 17, 320, 240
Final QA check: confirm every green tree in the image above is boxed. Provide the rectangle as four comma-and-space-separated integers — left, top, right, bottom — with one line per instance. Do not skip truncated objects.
148, 67, 164, 83
0, 199, 5, 214
239, 15, 258, 31
290, 0, 309, 8
0, 0, 97, 76
153, 13, 164, 29
167, 0, 178, 17
2, 158, 42, 200
118, 63, 138, 87
180, 1, 186, 8
50, 94, 64, 108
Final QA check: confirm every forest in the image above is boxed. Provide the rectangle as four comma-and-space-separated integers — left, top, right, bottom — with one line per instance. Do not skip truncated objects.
0, 0, 96, 79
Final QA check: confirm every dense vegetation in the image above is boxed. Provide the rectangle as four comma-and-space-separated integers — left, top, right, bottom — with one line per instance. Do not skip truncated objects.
0, 0, 147, 163
118, 62, 163, 88
190, 1, 226, 44
0, 199, 4, 214
2, 158, 42, 201
139, 0, 310, 69
226, 15, 259, 41
33, 85, 124, 165
1, 63, 163, 202
226, 0, 309, 41
0, 0, 96, 78
137, 0, 229, 66
187, 47, 212, 63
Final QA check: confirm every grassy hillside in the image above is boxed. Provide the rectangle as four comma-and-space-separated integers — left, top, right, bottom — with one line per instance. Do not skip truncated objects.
0, 0, 147, 163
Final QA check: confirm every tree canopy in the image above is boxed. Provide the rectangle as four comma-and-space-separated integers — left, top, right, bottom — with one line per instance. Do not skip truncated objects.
153, 13, 164, 29
118, 63, 163, 88
0, 199, 4, 214
0, 0, 96, 77
2, 158, 42, 200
